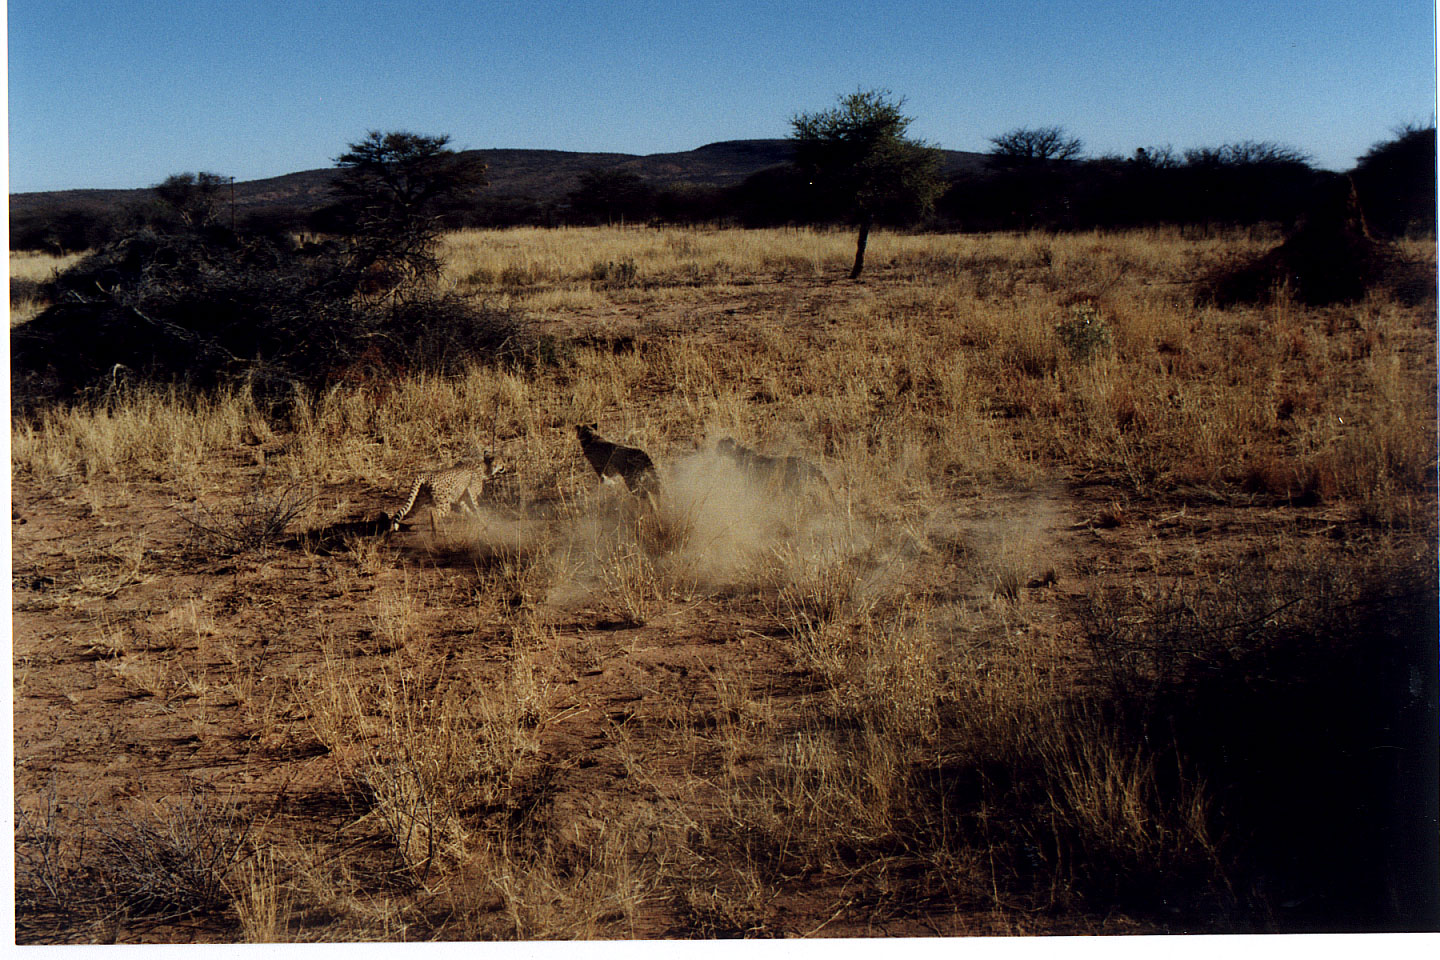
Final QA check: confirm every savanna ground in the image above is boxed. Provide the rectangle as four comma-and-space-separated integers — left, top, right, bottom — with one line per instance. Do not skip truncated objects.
10, 225, 1439, 942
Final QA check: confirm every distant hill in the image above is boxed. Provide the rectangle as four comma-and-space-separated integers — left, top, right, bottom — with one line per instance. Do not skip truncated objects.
9, 139, 990, 219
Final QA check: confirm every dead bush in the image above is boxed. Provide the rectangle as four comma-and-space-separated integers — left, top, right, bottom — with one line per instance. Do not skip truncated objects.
89, 781, 258, 921
15, 779, 260, 937
182, 478, 317, 556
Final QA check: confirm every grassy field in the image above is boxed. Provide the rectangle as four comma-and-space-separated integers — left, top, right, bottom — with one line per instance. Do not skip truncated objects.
10, 225, 1438, 941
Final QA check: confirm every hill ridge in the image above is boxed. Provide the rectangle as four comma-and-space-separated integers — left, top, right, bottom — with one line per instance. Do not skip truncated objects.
9, 139, 988, 216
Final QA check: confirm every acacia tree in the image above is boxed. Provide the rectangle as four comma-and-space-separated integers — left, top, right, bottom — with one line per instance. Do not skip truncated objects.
331, 131, 488, 297
1181, 140, 1309, 168
567, 168, 655, 225
153, 172, 230, 228
982, 126, 1086, 229
987, 126, 1084, 165
791, 90, 944, 279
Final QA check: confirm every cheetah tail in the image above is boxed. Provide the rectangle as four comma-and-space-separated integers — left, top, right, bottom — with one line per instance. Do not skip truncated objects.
390, 476, 425, 529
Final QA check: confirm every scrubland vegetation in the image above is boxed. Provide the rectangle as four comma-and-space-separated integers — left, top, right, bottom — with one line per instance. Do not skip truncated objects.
11, 224, 1438, 941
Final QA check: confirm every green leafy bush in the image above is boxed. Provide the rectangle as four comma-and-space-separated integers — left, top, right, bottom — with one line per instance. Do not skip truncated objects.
1056, 302, 1112, 361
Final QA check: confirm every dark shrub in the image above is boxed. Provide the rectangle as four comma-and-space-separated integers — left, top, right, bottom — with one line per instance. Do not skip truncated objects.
1352, 125, 1436, 239
1196, 175, 1427, 307
10, 225, 529, 409
1083, 558, 1439, 930
9, 277, 46, 306
8, 206, 121, 254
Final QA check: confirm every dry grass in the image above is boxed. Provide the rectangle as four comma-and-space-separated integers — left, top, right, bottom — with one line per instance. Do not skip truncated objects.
12, 225, 1437, 941
9, 250, 86, 326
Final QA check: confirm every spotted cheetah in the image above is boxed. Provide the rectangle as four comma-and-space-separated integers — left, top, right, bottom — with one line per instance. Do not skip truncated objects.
387, 450, 506, 531
716, 437, 827, 492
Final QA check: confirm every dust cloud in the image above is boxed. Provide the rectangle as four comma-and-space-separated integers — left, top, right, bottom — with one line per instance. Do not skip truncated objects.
430, 441, 961, 615
424, 452, 1077, 619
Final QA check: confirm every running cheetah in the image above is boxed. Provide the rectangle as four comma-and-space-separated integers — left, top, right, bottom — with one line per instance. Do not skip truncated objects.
387, 450, 507, 531
716, 437, 827, 492
575, 424, 661, 499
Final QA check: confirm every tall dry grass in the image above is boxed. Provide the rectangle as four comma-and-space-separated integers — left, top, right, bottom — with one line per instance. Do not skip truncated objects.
9, 250, 87, 326
12, 225, 1437, 939
18, 226, 1431, 514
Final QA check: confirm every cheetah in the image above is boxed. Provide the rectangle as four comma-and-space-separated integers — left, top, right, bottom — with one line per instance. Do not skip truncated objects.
575, 424, 661, 499
387, 450, 507, 531
716, 437, 827, 493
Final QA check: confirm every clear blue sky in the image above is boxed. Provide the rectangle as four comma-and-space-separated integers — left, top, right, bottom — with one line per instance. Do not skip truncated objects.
6, 0, 1436, 193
